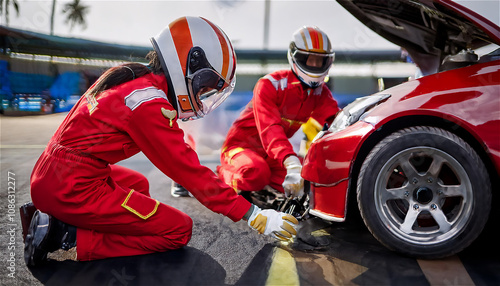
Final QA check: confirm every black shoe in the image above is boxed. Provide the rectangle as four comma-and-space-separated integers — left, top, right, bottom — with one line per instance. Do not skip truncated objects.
20, 202, 38, 243
170, 182, 193, 197
24, 211, 77, 267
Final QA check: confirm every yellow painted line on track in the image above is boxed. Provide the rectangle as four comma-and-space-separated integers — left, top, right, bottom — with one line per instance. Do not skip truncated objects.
266, 247, 300, 286
418, 255, 475, 285
0, 145, 46, 148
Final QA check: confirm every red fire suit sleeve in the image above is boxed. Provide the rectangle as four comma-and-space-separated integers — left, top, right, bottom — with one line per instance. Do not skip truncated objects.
124, 96, 251, 222
311, 88, 340, 127
252, 78, 295, 166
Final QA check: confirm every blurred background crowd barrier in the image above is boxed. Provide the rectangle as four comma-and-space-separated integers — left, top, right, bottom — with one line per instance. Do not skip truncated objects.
0, 25, 416, 154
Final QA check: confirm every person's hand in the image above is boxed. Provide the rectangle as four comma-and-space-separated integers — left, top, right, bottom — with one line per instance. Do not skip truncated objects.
247, 205, 298, 241
282, 156, 304, 198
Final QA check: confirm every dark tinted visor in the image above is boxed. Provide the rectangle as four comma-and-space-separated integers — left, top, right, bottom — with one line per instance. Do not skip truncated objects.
187, 68, 225, 99
186, 68, 234, 119
292, 50, 334, 74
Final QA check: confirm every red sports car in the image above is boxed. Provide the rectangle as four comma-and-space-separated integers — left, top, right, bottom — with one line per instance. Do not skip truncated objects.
302, 0, 500, 258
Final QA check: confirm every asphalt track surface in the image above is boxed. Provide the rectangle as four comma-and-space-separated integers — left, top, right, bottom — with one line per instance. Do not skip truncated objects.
1, 113, 499, 285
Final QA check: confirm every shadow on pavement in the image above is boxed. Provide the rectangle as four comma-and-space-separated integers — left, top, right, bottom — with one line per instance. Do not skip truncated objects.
291, 213, 500, 285
28, 247, 227, 285
235, 244, 274, 286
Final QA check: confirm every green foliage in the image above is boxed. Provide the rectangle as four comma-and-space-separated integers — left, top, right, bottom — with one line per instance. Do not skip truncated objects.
62, 0, 89, 31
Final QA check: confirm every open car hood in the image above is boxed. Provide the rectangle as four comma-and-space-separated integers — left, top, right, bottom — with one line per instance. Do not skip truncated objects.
338, 0, 500, 75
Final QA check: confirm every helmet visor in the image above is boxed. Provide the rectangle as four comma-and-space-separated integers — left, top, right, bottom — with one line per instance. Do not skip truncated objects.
292, 50, 334, 74
186, 68, 235, 120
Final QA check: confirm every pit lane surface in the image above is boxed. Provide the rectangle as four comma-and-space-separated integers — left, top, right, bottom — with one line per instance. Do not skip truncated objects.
1, 113, 499, 285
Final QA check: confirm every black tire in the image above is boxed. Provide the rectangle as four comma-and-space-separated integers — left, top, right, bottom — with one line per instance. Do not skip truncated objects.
357, 126, 491, 259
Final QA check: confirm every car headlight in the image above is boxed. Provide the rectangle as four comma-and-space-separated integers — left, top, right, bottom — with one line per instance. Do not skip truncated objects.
313, 94, 390, 143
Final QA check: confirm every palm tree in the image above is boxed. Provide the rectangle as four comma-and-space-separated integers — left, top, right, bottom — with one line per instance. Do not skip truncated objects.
0, 0, 20, 26
50, 0, 56, 35
62, 0, 89, 32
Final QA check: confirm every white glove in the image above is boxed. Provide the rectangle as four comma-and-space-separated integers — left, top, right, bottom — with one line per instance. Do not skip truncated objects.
282, 156, 304, 198
246, 205, 299, 241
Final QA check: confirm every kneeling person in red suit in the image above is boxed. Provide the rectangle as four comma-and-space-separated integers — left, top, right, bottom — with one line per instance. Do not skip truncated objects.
25, 16, 298, 266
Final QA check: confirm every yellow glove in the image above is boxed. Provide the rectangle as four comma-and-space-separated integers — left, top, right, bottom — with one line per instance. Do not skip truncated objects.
247, 205, 299, 241
302, 118, 322, 143
282, 156, 304, 198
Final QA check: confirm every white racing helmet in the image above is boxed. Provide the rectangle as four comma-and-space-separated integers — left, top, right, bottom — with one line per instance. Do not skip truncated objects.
151, 16, 237, 120
288, 26, 334, 88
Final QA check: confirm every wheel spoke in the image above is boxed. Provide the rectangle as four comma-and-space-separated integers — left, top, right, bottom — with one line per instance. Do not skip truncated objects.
426, 156, 445, 177
382, 185, 411, 201
431, 208, 452, 233
398, 156, 419, 179
440, 184, 466, 198
400, 207, 419, 233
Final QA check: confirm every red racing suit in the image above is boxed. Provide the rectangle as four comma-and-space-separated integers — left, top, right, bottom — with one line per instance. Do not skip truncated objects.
30, 72, 251, 261
218, 69, 339, 193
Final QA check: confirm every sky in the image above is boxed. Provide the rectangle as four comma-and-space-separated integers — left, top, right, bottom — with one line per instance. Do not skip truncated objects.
2, 0, 499, 52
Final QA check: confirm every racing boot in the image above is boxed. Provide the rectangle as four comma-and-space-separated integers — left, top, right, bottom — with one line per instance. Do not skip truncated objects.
24, 210, 77, 267
170, 181, 193, 197
20, 202, 38, 242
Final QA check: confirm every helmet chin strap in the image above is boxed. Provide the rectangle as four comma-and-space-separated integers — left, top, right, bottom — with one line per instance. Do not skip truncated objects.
160, 64, 179, 112
291, 67, 318, 89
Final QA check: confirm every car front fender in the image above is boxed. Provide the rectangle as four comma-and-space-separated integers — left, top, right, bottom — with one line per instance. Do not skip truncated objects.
302, 121, 374, 221
302, 121, 374, 185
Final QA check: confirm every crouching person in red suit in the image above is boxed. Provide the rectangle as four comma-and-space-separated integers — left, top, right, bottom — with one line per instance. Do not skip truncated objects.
25, 16, 298, 267
218, 26, 339, 202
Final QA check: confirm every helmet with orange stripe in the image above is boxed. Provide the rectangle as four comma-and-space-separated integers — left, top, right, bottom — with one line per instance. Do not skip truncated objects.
151, 16, 237, 120
288, 26, 334, 88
